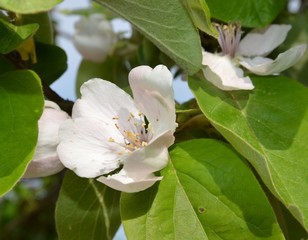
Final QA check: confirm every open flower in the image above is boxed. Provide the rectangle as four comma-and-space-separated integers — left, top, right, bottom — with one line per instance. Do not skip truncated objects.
23, 101, 70, 178
73, 14, 117, 63
202, 23, 306, 90
57, 65, 177, 193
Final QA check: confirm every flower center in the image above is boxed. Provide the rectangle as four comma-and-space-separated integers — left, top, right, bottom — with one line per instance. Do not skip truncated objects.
109, 111, 154, 155
214, 23, 242, 58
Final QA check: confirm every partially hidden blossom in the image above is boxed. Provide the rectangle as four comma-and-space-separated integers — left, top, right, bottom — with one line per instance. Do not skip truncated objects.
57, 65, 177, 193
23, 101, 70, 178
73, 13, 117, 63
202, 23, 307, 90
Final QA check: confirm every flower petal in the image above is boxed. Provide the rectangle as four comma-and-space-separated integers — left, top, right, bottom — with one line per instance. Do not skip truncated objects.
128, 65, 177, 136
57, 117, 126, 178
23, 156, 64, 178
97, 169, 162, 193
73, 79, 139, 124
238, 24, 291, 57
73, 14, 116, 62
202, 51, 254, 90
123, 130, 174, 177
23, 100, 69, 178
239, 44, 307, 75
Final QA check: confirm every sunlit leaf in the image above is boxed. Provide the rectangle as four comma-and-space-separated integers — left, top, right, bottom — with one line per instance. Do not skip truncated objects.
0, 70, 44, 196
122, 139, 284, 239
0, 0, 62, 14
189, 75, 308, 231
95, 0, 201, 75
0, 19, 38, 54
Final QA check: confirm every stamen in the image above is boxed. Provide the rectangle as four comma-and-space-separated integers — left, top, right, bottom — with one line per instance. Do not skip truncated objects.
110, 111, 153, 153
214, 22, 242, 58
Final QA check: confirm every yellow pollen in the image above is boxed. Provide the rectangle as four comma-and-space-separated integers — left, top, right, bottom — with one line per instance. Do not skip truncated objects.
115, 123, 119, 129
118, 151, 124, 156
141, 141, 148, 147
108, 137, 115, 142
130, 112, 135, 118
112, 116, 119, 120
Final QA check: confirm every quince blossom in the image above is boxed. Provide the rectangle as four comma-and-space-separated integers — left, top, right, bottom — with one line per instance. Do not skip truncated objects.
23, 101, 69, 178
57, 65, 177, 193
202, 24, 306, 90
73, 14, 117, 63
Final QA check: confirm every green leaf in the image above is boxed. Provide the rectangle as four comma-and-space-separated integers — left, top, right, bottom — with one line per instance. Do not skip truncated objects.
182, 0, 218, 38
189, 75, 308, 231
266, 191, 308, 240
121, 139, 284, 240
76, 58, 128, 98
0, 70, 44, 196
95, 0, 201, 75
56, 171, 121, 240
205, 0, 287, 27
31, 42, 67, 85
0, 19, 38, 54
22, 13, 54, 44
0, 0, 62, 14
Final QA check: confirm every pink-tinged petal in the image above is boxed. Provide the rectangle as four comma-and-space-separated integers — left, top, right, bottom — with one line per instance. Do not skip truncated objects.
57, 117, 127, 178
128, 65, 177, 136
97, 170, 162, 193
23, 156, 64, 178
23, 100, 69, 178
238, 24, 291, 57
123, 130, 174, 177
73, 79, 139, 123
239, 44, 307, 75
202, 51, 254, 91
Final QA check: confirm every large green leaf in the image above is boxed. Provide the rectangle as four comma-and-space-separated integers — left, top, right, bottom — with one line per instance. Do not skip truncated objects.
0, 19, 38, 54
121, 139, 284, 240
0, 0, 62, 14
95, 0, 201, 75
0, 70, 44, 196
205, 0, 287, 27
55, 171, 121, 240
189, 75, 308, 231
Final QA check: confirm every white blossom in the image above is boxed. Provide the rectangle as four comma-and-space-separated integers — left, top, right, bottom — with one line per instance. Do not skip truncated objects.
202, 24, 306, 90
23, 101, 70, 178
57, 65, 177, 193
73, 14, 117, 63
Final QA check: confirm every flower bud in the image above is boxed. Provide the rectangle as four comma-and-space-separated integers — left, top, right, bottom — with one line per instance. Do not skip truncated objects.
73, 14, 117, 62
23, 100, 70, 178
